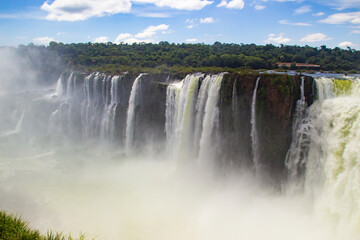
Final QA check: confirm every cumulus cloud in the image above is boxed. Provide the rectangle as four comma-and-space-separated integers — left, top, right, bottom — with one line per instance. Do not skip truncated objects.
264, 33, 291, 44
134, 24, 169, 38
294, 5, 312, 15
94, 36, 109, 43
338, 41, 354, 48
217, 0, 245, 9
115, 33, 133, 42
41, 0, 132, 21
115, 24, 169, 43
33, 36, 55, 45
300, 33, 331, 42
186, 38, 198, 42
320, 11, 360, 25
41, 0, 213, 21
279, 19, 312, 26
200, 17, 215, 23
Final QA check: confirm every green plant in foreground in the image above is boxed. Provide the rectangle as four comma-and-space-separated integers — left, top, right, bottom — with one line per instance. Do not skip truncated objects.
0, 211, 88, 240
0, 211, 41, 240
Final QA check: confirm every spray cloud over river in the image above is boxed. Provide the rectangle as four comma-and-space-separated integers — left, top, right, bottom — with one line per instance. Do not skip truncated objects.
0, 52, 360, 239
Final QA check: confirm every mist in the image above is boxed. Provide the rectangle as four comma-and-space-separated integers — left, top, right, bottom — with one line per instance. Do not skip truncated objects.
0, 50, 359, 240
0, 149, 340, 240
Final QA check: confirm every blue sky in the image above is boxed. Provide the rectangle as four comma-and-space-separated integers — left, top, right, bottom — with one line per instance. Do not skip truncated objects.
0, 0, 359, 49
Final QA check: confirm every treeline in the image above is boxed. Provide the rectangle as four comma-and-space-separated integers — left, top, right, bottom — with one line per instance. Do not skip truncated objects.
44, 41, 360, 74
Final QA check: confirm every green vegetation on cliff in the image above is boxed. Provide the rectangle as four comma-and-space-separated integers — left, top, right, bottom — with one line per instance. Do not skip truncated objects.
0, 211, 87, 240
42, 41, 360, 74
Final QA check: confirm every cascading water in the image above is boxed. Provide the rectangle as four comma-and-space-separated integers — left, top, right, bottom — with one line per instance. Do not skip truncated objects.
165, 74, 202, 157
285, 77, 310, 188
193, 75, 212, 152
165, 80, 183, 149
197, 74, 224, 168
250, 77, 260, 173
100, 75, 122, 143
303, 77, 360, 238
125, 73, 145, 153
49, 72, 127, 144
165, 73, 224, 166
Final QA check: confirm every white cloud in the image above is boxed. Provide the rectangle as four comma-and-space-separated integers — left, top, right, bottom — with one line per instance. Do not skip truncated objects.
200, 17, 215, 23
135, 24, 169, 38
135, 12, 171, 18
186, 38, 198, 42
41, 0, 213, 21
115, 24, 169, 44
255, 4, 266, 10
322, 0, 360, 9
134, 0, 213, 10
217, 0, 245, 9
122, 37, 152, 44
294, 5, 312, 15
279, 19, 312, 26
264, 33, 291, 44
338, 41, 354, 48
33, 36, 55, 45
312, 12, 324, 17
56, 32, 66, 35
300, 33, 331, 42
41, 0, 132, 21
320, 12, 360, 25
115, 33, 133, 42
94, 36, 109, 43
351, 29, 360, 34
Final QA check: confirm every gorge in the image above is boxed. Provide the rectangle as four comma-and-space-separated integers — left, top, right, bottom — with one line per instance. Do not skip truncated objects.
0, 70, 359, 240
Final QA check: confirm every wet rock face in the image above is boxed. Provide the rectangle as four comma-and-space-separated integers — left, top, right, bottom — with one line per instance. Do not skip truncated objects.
219, 74, 314, 182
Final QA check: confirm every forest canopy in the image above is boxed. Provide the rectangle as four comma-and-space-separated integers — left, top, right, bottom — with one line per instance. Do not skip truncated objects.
22, 41, 360, 74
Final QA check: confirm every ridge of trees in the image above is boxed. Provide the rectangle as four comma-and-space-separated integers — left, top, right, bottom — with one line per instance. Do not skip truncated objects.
42, 41, 360, 74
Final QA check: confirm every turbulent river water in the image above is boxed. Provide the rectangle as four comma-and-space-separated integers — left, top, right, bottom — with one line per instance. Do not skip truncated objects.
0, 72, 360, 240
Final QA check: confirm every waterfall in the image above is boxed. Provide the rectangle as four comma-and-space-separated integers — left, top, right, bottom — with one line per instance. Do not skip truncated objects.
250, 77, 260, 172
165, 80, 183, 148
50, 72, 126, 144
125, 73, 145, 153
197, 74, 224, 168
302, 77, 360, 237
81, 73, 109, 140
164, 73, 224, 167
285, 77, 310, 186
193, 75, 212, 152
165, 74, 202, 157
4, 68, 360, 240
100, 75, 122, 142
